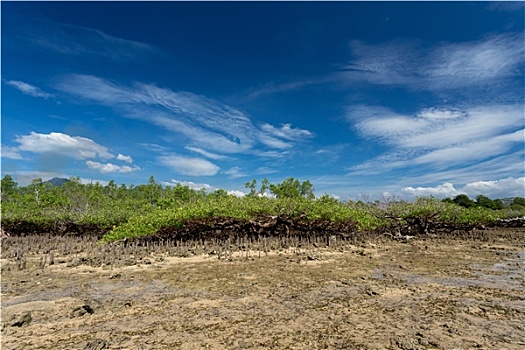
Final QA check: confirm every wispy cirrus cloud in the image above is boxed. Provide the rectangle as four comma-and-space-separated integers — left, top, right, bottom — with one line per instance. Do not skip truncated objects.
246, 78, 321, 99
158, 154, 220, 176
346, 103, 524, 180
1, 145, 24, 160
341, 34, 524, 94
54, 74, 314, 159
486, 1, 525, 13
4, 80, 54, 98
6, 14, 158, 61
395, 151, 525, 187
184, 147, 229, 160
223, 166, 247, 179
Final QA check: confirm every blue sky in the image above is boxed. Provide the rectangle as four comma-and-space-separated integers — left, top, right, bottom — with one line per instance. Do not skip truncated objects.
2, 1, 524, 199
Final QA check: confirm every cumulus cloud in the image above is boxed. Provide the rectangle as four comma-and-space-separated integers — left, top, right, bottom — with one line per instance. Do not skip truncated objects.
15, 132, 114, 159
402, 177, 525, 199
158, 154, 220, 176
463, 177, 525, 199
6, 131, 142, 175
402, 182, 460, 198
4, 80, 54, 98
260, 123, 313, 141
86, 161, 140, 174
163, 179, 213, 191
116, 153, 133, 163
227, 190, 246, 197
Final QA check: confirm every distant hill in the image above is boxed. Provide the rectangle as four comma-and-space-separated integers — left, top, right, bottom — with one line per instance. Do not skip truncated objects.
45, 177, 70, 186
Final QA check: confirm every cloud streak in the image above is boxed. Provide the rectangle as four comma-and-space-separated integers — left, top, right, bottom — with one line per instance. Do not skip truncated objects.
346, 103, 524, 186
8, 16, 158, 61
341, 34, 524, 94
158, 154, 220, 176
54, 74, 314, 158
5, 80, 54, 98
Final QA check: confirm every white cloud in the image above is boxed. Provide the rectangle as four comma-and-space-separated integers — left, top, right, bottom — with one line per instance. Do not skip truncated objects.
414, 129, 524, 165
260, 123, 313, 141
417, 108, 465, 120
23, 19, 158, 60
396, 151, 525, 187
258, 134, 293, 149
342, 34, 524, 92
246, 78, 319, 99
227, 190, 246, 197
116, 153, 133, 163
15, 132, 114, 159
163, 179, 213, 191
185, 146, 228, 160
1, 145, 24, 159
86, 161, 140, 174
403, 182, 460, 198
54, 74, 314, 157
347, 104, 524, 172
486, 1, 525, 12
5, 80, 54, 98
462, 177, 525, 199
255, 167, 278, 175
255, 150, 290, 158
140, 143, 169, 152
402, 177, 525, 199
158, 154, 220, 176
223, 167, 247, 179
426, 34, 524, 88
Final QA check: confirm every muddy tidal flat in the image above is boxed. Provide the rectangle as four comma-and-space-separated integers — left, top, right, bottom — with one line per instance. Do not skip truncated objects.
1, 228, 524, 350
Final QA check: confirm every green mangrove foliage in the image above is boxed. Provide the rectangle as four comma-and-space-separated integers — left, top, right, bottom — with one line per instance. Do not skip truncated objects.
1, 175, 524, 242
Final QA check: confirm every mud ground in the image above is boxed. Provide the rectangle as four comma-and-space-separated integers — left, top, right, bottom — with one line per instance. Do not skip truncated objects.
1, 228, 524, 349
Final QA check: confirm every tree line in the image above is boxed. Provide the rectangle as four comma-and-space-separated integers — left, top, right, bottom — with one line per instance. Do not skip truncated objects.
1, 174, 523, 213
442, 194, 525, 210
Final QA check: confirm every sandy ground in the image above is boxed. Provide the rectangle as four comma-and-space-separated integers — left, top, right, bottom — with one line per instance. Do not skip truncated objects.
1, 228, 524, 350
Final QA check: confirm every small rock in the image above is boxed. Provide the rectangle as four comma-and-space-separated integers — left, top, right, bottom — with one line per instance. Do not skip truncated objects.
84, 339, 107, 350
11, 312, 31, 327
392, 337, 417, 350
109, 272, 121, 279
66, 257, 81, 268
365, 287, 380, 296
71, 304, 94, 318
